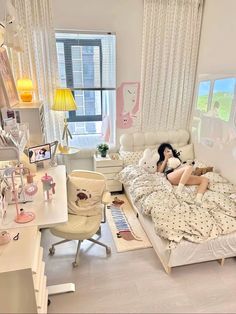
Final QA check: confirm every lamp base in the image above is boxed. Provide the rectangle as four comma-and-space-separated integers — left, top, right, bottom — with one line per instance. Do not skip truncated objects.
15, 211, 35, 223
20, 92, 33, 102
58, 144, 70, 153
62, 118, 73, 147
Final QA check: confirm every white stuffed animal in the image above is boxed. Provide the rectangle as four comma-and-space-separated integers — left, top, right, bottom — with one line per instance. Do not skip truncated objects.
139, 148, 159, 174
167, 157, 181, 170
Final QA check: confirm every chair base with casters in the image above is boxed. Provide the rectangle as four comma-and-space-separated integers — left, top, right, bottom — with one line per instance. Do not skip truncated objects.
49, 170, 111, 267
49, 213, 111, 267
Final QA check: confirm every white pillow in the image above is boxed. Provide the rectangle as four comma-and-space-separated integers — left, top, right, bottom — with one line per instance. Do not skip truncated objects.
67, 175, 105, 216
119, 151, 144, 167
176, 143, 194, 162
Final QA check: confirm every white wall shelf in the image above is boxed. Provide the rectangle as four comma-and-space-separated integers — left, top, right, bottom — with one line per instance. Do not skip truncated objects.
12, 102, 45, 146
0, 129, 28, 161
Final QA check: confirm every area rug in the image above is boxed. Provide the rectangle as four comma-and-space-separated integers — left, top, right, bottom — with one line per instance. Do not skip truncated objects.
106, 194, 152, 252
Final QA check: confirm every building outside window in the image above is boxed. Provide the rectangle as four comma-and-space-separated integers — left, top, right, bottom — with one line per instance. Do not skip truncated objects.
55, 32, 116, 148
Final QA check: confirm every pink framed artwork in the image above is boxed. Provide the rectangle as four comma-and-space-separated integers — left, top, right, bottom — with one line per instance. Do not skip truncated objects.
0, 47, 19, 108
116, 82, 140, 129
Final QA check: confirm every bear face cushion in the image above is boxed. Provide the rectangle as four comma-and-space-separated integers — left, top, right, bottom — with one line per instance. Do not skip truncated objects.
67, 175, 106, 216
138, 148, 159, 174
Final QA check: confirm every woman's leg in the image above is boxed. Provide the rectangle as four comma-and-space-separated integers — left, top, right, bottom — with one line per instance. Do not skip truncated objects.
185, 175, 209, 203
167, 165, 193, 192
185, 176, 209, 193
168, 168, 209, 202
178, 165, 193, 191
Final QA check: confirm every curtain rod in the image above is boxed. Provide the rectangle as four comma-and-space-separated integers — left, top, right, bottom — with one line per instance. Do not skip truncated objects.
55, 29, 116, 35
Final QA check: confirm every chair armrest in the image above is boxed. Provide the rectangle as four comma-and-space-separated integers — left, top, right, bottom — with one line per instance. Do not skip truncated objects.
102, 190, 111, 204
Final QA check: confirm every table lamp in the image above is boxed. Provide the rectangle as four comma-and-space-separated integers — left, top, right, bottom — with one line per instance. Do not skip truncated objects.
52, 88, 77, 150
17, 78, 34, 102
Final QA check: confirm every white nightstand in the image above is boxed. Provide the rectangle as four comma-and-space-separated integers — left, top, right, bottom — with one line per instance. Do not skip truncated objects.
93, 153, 123, 192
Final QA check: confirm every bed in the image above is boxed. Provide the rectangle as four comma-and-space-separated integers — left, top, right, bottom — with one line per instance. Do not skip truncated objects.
119, 129, 236, 273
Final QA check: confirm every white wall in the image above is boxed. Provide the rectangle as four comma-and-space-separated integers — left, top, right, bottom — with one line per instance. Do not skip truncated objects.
197, 0, 236, 74
192, 0, 236, 183
51, 0, 143, 170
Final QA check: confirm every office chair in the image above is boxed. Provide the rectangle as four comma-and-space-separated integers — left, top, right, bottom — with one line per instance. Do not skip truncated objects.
49, 170, 111, 267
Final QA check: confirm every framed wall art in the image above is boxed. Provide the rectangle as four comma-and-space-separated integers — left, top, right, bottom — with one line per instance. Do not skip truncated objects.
116, 82, 140, 129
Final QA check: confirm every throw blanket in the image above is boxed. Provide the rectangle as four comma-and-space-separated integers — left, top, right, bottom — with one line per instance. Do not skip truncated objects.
118, 165, 236, 247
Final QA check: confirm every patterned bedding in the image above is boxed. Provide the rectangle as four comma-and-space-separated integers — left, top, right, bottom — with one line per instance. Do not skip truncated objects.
118, 165, 236, 247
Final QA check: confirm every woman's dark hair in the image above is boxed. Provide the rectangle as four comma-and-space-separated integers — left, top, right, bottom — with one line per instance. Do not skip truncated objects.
29, 150, 33, 159
40, 148, 47, 156
157, 143, 180, 163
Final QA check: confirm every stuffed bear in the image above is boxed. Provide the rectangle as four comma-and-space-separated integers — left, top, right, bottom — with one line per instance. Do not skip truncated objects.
183, 160, 195, 166
167, 157, 181, 170
192, 166, 213, 176
139, 148, 159, 174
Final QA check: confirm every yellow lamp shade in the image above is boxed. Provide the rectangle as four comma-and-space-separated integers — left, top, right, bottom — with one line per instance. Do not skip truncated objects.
52, 88, 77, 111
17, 79, 33, 91
17, 79, 34, 102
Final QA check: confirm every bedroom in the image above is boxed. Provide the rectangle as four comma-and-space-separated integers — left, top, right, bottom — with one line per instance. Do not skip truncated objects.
0, 0, 236, 313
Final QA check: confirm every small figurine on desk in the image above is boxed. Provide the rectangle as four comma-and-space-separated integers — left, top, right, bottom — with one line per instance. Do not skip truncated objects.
41, 173, 56, 201
0, 230, 11, 245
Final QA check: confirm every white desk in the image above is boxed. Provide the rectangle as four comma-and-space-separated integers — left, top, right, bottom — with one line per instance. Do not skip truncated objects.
0, 165, 68, 229
0, 165, 75, 303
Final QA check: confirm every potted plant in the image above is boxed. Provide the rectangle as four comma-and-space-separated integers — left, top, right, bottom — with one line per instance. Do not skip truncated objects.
97, 143, 109, 158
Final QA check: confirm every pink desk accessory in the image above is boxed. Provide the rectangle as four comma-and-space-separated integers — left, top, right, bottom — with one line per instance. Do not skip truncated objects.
0, 230, 11, 245
10, 167, 35, 223
24, 172, 38, 197
41, 173, 56, 201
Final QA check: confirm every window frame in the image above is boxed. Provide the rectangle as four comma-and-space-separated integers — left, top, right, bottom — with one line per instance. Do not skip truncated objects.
56, 37, 110, 123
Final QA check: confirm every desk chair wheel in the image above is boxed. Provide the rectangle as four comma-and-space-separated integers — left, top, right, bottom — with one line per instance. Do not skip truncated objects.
96, 226, 101, 236
106, 247, 111, 255
49, 247, 55, 255
72, 261, 78, 268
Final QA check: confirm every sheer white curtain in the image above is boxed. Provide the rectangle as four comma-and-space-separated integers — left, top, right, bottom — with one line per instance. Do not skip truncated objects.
140, 0, 203, 131
9, 0, 63, 142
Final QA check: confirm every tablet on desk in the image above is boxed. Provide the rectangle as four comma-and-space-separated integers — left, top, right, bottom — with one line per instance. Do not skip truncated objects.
28, 143, 51, 164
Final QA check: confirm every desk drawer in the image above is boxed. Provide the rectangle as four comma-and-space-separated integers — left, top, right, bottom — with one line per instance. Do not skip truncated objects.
33, 261, 45, 292
36, 275, 47, 309
32, 232, 42, 274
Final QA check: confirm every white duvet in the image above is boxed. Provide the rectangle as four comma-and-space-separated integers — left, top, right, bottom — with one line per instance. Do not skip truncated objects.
118, 165, 236, 247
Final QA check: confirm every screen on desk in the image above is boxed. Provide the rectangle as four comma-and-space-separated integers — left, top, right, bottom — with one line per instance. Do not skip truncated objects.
28, 143, 51, 164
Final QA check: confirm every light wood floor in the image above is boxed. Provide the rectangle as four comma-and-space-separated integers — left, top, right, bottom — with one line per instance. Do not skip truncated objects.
41, 222, 236, 313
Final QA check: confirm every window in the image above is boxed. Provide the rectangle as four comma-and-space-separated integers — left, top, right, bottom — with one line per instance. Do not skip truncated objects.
211, 78, 235, 122
196, 80, 211, 112
196, 77, 235, 122
56, 32, 116, 148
